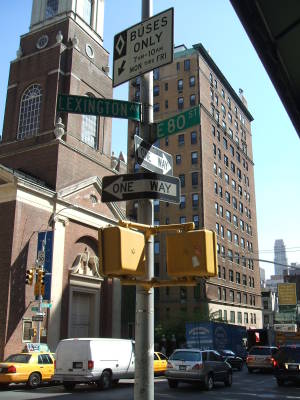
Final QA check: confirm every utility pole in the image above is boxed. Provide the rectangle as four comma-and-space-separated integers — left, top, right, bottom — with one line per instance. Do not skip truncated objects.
134, 1, 154, 400
36, 238, 46, 344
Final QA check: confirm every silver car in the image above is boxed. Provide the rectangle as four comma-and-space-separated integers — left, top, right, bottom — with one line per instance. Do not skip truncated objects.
165, 349, 232, 390
246, 346, 278, 372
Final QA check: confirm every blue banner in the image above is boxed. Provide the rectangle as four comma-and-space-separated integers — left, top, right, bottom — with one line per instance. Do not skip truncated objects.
37, 231, 53, 301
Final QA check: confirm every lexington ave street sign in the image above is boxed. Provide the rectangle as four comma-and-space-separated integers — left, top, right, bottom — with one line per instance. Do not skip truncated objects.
113, 8, 174, 87
102, 172, 180, 204
57, 94, 141, 121
134, 135, 173, 175
155, 105, 200, 139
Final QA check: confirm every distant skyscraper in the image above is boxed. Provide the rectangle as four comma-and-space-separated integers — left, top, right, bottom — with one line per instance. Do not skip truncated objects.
274, 239, 288, 275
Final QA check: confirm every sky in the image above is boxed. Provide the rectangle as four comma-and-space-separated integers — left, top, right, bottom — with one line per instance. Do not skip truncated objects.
0, 1, 299, 279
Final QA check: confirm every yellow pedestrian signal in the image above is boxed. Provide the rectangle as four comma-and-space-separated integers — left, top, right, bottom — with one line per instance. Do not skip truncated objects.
25, 269, 34, 285
166, 229, 217, 278
99, 226, 146, 277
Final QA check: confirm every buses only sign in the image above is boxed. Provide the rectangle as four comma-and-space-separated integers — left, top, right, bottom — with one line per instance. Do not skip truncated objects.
113, 8, 174, 87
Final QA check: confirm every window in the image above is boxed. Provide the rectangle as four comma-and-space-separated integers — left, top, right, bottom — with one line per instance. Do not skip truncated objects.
237, 311, 242, 323
223, 288, 226, 300
236, 272, 240, 284
227, 249, 233, 261
219, 205, 223, 217
178, 97, 184, 110
227, 96, 231, 109
154, 242, 160, 254
223, 138, 228, 150
189, 76, 195, 87
225, 173, 229, 185
226, 210, 231, 222
216, 222, 220, 235
224, 155, 229, 167
230, 311, 235, 323
154, 199, 159, 212
233, 196, 237, 209
229, 270, 234, 282
232, 179, 236, 191
192, 193, 199, 208
176, 154, 181, 165
184, 59, 190, 71
243, 293, 247, 304
215, 202, 219, 216
218, 148, 221, 160
178, 134, 184, 145
18, 84, 42, 140
180, 195, 186, 209
225, 191, 230, 203
154, 85, 160, 96
221, 104, 226, 117
177, 79, 183, 91
213, 143, 217, 156
81, 94, 99, 149
220, 225, 224, 238
230, 161, 235, 173
82, 0, 93, 25
234, 233, 239, 245
45, 0, 58, 19
191, 151, 198, 164
221, 245, 225, 257
214, 162, 218, 175
153, 68, 159, 80
227, 229, 232, 242
218, 287, 222, 300
190, 94, 196, 106
22, 320, 33, 342
244, 312, 248, 324
237, 292, 241, 303
242, 274, 247, 285
179, 174, 185, 188
215, 95, 219, 105
154, 219, 160, 226
235, 252, 240, 264
228, 112, 232, 123
180, 216, 186, 224
193, 215, 199, 229
153, 103, 160, 112
214, 79, 218, 89
219, 185, 223, 198
191, 172, 198, 186
218, 167, 222, 178
214, 182, 218, 194
221, 88, 225, 98
239, 202, 244, 214
229, 290, 234, 302
224, 310, 227, 321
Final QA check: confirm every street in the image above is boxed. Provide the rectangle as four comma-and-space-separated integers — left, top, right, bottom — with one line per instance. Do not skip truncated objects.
1, 369, 300, 400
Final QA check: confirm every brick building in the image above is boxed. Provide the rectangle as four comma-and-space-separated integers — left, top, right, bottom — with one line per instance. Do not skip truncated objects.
126, 44, 262, 335
0, 0, 125, 358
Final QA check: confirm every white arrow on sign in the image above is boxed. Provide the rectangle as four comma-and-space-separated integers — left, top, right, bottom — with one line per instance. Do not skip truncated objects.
105, 176, 177, 200
136, 138, 172, 175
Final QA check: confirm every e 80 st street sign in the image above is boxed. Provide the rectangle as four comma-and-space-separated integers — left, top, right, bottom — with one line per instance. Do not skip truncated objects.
155, 105, 200, 139
57, 94, 141, 121
113, 8, 174, 87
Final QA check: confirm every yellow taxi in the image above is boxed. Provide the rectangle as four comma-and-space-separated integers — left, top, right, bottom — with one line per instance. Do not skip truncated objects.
154, 352, 168, 375
0, 352, 55, 389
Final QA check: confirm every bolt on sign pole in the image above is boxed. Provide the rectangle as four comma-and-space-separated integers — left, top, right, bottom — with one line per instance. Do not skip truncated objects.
134, 1, 154, 400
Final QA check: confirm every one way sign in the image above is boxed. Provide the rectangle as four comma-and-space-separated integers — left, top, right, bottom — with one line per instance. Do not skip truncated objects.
134, 135, 173, 175
102, 172, 180, 204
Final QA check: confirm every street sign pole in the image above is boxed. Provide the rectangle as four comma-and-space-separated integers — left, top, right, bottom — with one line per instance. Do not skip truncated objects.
134, 2, 154, 400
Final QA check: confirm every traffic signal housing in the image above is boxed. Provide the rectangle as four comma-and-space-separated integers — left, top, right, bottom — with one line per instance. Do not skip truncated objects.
166, 229, 217, 278
25, 269, 34, 285
99, 226, 146, 277
35, 269, 46, 296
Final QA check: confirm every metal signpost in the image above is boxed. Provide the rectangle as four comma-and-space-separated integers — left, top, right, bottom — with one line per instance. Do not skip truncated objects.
155, 105, 200, 139
101, 172, 180, 204
57, 94, 141, 121
134, 135, 173, 175
113, 7, 174, 87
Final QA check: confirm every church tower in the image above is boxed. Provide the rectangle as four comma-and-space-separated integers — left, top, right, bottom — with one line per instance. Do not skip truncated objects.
0, 1, 125, 358
1, 0, 112, 190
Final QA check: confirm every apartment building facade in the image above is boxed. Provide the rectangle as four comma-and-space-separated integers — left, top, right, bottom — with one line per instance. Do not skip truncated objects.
127, 44, 262, 333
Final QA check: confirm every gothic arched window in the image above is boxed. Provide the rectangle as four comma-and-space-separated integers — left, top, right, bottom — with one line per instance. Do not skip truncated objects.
17, 84, 42, 140
45, 0, 59, 19
81, 94, 98, 149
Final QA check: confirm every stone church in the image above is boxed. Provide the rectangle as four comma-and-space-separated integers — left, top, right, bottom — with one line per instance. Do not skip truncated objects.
0, 0, 126, 358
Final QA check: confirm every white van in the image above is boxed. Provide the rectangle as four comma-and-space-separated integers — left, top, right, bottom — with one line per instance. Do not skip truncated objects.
53, 338, 135, 390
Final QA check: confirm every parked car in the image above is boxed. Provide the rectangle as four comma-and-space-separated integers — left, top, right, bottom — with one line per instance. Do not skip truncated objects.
246, 346, 278, 372
0, 352, 55, 389
154, 352, 168, 375
165, 348, 232, 390
273, 345, 300, 386
53, 338, 135, 390
219, 350, 244, 371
